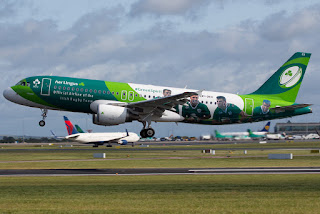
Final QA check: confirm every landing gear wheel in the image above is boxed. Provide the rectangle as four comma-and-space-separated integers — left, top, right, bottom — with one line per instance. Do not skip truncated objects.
39, 120, 45, 127
146, 128, 155, 137
140, 129, 147, 138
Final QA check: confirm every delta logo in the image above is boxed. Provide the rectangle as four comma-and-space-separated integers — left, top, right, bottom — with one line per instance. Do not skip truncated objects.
279, 66, 302, 88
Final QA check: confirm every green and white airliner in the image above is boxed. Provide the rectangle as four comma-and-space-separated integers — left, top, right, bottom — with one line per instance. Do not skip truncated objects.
3, 52, 312, 138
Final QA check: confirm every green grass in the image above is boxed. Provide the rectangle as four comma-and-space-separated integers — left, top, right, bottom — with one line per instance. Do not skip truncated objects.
0, 143, 320, 213
0, 143, 319, 169
0, 175, 320, 213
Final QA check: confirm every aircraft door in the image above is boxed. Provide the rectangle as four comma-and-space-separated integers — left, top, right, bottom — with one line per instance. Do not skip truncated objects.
245, 98, 254, 116
41, 78, 52, 96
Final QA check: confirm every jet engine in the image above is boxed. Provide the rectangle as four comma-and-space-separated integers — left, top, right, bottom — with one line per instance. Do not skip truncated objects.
93, 104, 135, 126
118, 140, 128, 145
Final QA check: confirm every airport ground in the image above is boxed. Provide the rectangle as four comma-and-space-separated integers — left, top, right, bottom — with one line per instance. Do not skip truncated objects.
0, 140, 320, 213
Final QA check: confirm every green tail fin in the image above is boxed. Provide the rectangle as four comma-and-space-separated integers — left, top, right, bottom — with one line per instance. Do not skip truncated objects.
250, 52, 311, 102
215, 130, 222, 137
75, 125, 85, 133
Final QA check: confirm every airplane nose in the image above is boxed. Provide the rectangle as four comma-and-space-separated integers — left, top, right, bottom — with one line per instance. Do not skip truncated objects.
3, 87, 18, 103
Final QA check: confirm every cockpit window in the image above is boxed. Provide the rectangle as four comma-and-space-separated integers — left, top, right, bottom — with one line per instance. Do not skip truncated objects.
16, 81, 26, 86
15, 81, 31, 87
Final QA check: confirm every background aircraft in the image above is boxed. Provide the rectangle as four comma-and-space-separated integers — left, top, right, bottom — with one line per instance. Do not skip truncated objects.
247, 129, 266, 140
63, 116, 140, 147
215, 122, 270, 140
3, 53, 312, 138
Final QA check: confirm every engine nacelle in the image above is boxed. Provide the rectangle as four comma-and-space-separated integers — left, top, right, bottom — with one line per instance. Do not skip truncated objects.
118, 140, 128, 145
93, 105, 133, 126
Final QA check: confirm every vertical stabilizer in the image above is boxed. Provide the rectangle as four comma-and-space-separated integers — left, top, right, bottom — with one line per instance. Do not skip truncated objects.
63, 116, 79, 135
250, 52, 311, 102
260, 121, 270, 132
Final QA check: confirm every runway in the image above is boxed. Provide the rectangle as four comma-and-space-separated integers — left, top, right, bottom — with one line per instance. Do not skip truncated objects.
1, 167, 320, 176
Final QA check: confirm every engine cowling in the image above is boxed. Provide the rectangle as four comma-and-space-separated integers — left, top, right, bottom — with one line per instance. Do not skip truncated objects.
118, 140, 128, 145
93, 105, 132, 126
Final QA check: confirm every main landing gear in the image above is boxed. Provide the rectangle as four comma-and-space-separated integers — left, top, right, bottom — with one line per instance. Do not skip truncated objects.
39, 109, 48, 127
140, 121, 155, 138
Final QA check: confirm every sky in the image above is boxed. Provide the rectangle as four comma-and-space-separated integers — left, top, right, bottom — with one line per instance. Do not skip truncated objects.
1, 0, 320, 138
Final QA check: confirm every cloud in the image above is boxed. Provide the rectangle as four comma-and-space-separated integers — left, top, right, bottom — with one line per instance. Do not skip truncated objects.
1, 1, 320, 136
258, 5, 320, 41
130, 0, 211, 17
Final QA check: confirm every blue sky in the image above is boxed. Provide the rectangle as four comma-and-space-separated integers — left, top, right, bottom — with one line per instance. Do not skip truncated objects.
1, 0, 320, 137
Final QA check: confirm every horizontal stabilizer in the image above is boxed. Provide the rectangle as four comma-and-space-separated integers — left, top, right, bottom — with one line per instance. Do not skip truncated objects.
271, 104, 312, 113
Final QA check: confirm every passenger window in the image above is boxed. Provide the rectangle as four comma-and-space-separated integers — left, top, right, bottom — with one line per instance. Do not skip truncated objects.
27, 82, 30, 87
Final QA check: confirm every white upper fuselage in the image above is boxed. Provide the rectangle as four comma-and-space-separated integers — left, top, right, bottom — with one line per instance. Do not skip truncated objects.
65, 132, 140, 144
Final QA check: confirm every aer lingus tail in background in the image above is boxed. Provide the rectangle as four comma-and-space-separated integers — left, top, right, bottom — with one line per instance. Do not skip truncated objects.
3, 52, 312, 138
75, 125, 85, 133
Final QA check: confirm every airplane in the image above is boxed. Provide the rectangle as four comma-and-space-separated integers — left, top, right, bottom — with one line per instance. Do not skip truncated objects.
63, 116, 140, 147
265, 132, 287, 140
247, 129, 266, 140
215, 121, 270, 140
3, 52, 312, 138
218, 121, 271, 137
214, 130, 235, 140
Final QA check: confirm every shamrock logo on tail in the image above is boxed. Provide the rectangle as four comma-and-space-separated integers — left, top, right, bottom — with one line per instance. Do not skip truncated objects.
285, 70, 293, 77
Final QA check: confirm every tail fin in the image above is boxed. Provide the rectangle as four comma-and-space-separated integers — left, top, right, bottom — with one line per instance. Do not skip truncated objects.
247, 129, 254, 137
215, 130, 222, 137
75, 125, 85, 133
50, 130, 57, 139
63, 116, 79, 135
260, 121, 270, 132
250, 52, 311, 102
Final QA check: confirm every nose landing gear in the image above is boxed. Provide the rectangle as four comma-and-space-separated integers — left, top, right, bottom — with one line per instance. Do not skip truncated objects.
39, 109, 48, 127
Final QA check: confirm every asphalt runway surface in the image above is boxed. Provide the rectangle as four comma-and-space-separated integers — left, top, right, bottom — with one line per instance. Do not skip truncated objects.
1, 167, 320, 176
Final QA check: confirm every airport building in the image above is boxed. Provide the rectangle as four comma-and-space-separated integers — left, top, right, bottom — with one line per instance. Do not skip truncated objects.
274, 122, 320, 135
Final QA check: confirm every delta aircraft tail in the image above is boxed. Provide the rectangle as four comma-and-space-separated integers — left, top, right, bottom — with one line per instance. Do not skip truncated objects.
63, 116, 79, 135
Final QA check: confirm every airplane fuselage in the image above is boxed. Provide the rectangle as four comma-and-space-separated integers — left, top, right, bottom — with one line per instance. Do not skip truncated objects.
3, 75, 312, 126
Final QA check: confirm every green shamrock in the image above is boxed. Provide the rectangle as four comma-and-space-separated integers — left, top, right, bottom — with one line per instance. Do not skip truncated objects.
285, 70, 292, 76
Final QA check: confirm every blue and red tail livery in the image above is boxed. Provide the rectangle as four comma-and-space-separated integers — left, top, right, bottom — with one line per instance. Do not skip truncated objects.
63, 116, 79, 135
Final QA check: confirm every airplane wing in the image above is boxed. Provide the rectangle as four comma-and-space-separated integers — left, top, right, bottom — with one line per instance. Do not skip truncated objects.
271, 104, 312, 113
114, 91, 201, 116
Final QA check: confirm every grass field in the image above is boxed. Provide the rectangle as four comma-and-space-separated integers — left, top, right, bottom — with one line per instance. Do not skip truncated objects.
0, 175, 320, 213
0, 142, 319, 213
